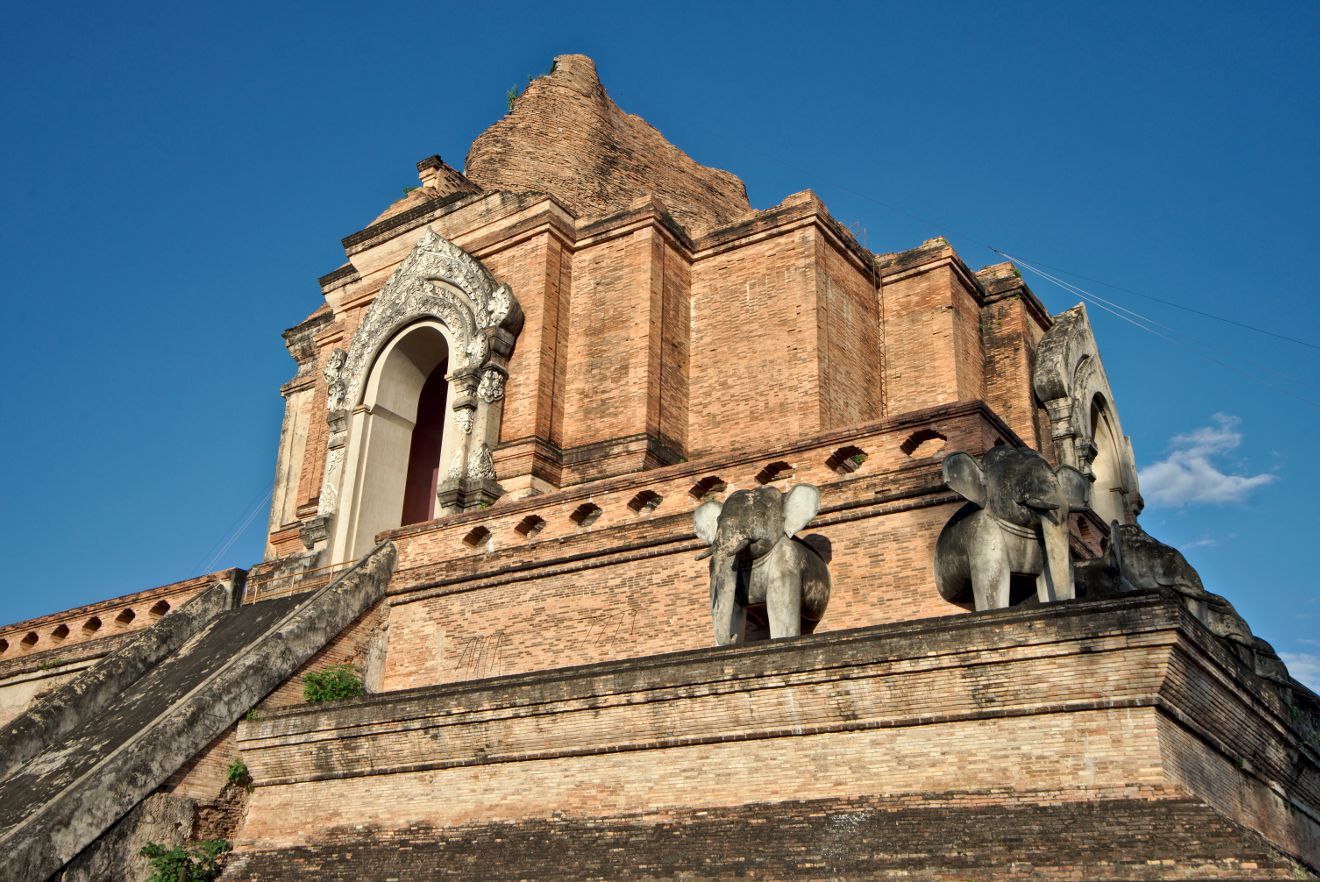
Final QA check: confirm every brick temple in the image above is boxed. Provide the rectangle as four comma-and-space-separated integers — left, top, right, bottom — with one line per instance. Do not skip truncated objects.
1, 55, 1316, 881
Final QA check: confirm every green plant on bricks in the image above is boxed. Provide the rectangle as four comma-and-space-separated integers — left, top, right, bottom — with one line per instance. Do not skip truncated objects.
226, 759, 250, 788
140, 839, 230, 882
302, 663, 365, 703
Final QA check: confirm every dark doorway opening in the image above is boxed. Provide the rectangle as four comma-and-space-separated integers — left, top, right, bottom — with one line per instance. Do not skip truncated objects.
401, 359, 448, 525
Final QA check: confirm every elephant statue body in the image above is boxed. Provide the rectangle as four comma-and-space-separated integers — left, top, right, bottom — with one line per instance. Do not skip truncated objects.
1083, 521, 1288, 681
694, 485, 830, 645
934, 446, 1090, 611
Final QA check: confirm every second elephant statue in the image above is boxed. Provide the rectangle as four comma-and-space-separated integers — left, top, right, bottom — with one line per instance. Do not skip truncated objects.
934, 446, 1090, 611
694, 485, 831, 645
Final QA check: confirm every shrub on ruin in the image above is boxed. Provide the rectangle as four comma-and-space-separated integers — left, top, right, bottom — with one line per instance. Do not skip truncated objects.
226, 760, 249, 787
140, 839, 230, 882
302, 664, 365, 703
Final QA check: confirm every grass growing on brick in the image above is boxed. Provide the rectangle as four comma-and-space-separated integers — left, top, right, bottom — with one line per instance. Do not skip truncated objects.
302, 664, 365, 703
141, 839, 230, 882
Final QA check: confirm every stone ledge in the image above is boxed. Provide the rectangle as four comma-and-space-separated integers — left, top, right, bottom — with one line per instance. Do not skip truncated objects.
222, 795, 1315, 881
241, 594, 1180, 780
234, 592, 1320, 870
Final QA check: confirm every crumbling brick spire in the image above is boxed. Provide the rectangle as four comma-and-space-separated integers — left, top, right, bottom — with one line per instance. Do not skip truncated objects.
465, 54, 752, 233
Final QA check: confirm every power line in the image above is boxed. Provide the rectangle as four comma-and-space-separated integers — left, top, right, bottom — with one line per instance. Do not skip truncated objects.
197, 487, 274, 574
1000, 251, 1320, 410
766, 155, 1320, 353
990, 252, 1320, 352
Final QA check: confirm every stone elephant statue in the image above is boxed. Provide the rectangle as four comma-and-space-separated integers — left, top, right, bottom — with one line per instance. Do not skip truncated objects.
694, 485, 831, 645
934, 446, 1090, 611
1077, 521, 1291, 684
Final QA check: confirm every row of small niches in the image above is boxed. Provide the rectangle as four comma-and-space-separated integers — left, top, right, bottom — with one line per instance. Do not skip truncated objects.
0, 600, 173, 657
457, 440, 918, 549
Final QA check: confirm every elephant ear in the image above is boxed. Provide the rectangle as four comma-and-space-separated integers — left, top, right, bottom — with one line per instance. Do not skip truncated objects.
942, 452, 986, 508
1056, 465, 1090, 511
783, 484, 820, 537
693, 500, 722, 545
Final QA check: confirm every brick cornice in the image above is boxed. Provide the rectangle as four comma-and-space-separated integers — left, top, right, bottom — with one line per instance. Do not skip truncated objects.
380, 400, 1019, 544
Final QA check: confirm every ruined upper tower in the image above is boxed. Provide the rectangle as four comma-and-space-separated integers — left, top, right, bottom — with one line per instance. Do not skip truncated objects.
467, 54, 752, 231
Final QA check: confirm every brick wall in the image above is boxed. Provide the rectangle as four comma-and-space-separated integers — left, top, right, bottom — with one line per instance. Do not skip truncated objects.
224, 797, 1313, 881
266, 165, 1057, 559
815, 228, 883, 430
373, 404, 1005, 690
229, 595, 1319, 873
689, 224, 820, 457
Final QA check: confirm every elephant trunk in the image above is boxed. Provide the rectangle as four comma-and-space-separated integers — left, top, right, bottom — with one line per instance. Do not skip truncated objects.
711, 536, 751, 645
1038, 509, 1076, 602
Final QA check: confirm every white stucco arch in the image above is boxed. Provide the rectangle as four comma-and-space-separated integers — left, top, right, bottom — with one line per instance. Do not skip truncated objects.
1088, 394, 1130, 525
306, 228, 523, 563
1032, 303, 1141, 524
332, 321, 458, 559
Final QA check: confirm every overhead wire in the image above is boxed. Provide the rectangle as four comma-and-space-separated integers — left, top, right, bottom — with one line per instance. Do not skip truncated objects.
753, 145, 1319, 354
744, 147, 1320, 402
995, 250, 1320, 409
197, 486, 274, 574
987, 253, 1320, 352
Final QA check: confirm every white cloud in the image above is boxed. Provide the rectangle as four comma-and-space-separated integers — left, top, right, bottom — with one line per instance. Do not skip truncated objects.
1280, 652, 1320, 692
1138, 414, 1275, 509
1178, 537, 1217, 551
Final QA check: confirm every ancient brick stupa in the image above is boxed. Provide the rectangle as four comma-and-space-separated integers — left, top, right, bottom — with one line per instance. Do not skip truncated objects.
2, 55, 1317, 881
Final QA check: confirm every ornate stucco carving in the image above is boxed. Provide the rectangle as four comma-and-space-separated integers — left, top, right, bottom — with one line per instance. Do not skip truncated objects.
336, 228, 523, 416
1032, 303, 1141, 523
446, 456, 464, 482
468, 443, 496, 480
478, 368, 506, 403
317, 447, 344, 517
323, 348, 348, 413
316, 228, 521, 546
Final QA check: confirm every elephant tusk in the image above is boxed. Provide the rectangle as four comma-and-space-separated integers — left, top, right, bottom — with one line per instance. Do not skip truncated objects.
695, 548, 714, 561
1019, 497, 1059, 512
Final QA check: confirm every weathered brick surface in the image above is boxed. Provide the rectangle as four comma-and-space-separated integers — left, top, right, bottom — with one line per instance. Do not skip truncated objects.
466, 54, 751, 234
688, 220, 823, 457
373, 406, 1004, 689
976, 262, 1052, 450
221, 796, 1315, 881
268, 145, 1045, 511
20, 54, 1309, 882
228, 595, 1319, 873
160, 725, 238, 802
877, 239, 991, 417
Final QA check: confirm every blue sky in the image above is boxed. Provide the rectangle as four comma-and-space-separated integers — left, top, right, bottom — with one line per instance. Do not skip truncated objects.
1, 2, 1316, 685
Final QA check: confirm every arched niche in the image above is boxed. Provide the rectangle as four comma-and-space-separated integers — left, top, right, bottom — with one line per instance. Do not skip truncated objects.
1032, 303, 1141, 524
333, 321, 456, 558
306, 228, 523, 563
1088, 394, 1131, 525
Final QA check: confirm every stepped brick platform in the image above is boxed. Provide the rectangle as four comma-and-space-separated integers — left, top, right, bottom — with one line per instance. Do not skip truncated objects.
223, 796, 1312, 881
228, 594, 1320, 877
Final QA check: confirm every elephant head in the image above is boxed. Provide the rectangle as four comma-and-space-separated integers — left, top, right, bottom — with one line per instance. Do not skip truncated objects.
693, 485, 829, 645
936, 446, 1090, 609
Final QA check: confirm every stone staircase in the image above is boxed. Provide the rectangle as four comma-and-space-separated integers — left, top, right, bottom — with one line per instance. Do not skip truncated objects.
0, 543, 395, 882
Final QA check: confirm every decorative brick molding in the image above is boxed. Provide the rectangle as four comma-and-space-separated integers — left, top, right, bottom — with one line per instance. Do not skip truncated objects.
236, 594, 1319, 870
